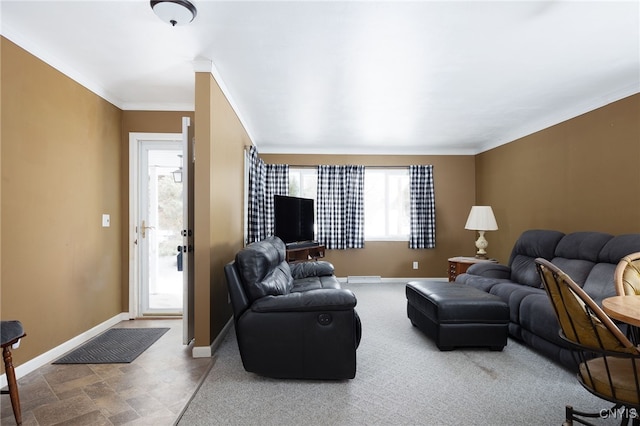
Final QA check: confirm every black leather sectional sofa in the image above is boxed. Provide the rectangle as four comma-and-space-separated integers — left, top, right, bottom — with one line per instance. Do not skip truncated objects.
456, 230, 640, 370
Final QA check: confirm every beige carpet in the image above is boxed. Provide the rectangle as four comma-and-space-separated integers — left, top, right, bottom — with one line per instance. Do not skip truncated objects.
178, 281, 622, 425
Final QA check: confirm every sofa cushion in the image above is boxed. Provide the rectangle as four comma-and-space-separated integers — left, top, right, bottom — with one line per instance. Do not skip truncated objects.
458, 275, 509, 292
518, 293, 571, 349
290, 261, 335, 279
292, 275, 342, 292
235, 237, 293, 301
511, 255, 545, 288
582, 263, 619, 306
580, 234, 640, 305
550, 232, 613, 286
508, 230, 565, 288
551, 258, 596, 287
488, 282, 543, 323
554, 232, 613, 263
598, 234, 640, 264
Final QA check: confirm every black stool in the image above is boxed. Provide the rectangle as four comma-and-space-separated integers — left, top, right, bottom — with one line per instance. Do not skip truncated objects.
406, 281, 509, 351
1, 321, 26, 425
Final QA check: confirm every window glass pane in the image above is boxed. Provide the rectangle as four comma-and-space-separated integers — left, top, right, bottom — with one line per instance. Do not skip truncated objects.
301, 172, 317, 200
289, 172, 301, 196
289, 168, 317, 200
365, 169, 409, 241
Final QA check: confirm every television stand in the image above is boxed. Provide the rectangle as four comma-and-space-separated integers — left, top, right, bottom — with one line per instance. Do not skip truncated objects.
286, 244, 325, 263
286, 241, 320, 249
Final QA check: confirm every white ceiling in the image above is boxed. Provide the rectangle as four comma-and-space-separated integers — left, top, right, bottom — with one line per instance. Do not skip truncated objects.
2, 1, 639, 155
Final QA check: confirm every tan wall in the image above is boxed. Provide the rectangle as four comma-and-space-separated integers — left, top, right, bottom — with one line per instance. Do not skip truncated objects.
261, 154, 477, 278
194, 73, 247, 347
3, 32, 637, 365
1, 37, 123, 365
120, 111, 195, 311
194, 73, 213, 347
476, 93, 640, 264
209, 77, 249, 337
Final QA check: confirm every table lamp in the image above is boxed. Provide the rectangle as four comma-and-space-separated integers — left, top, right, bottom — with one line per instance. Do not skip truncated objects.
464, 206, 498, 258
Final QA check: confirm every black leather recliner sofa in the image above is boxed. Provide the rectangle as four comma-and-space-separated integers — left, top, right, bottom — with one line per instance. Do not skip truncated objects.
224, 236, 362, 379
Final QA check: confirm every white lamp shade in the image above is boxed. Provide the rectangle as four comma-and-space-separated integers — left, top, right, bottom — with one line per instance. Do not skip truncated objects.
464, 206, 498, 231
151, 0, 197, 26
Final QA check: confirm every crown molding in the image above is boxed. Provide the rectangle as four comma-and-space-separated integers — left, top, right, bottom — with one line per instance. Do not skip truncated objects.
476, 84, 640, 155
2, 22, 124, 109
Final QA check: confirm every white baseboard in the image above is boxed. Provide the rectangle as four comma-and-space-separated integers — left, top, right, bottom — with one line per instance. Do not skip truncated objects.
0, 312, 129, 389
347, 275, 381, 283
191, 318, 233, 358
404, 277, 449, 282
339, 276, 449, 283
191, 346, 211, 358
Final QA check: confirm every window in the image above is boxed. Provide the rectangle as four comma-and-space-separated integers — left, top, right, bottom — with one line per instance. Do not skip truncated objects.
288, 168, 317, 200
289, 167, 410, 241
364, 168, 410, 241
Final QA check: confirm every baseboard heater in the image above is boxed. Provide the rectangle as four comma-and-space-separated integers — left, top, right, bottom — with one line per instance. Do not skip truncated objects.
347, 276, 382, 283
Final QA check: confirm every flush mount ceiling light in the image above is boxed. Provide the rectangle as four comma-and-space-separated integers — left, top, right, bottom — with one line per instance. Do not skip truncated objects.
150, 0, 197, 26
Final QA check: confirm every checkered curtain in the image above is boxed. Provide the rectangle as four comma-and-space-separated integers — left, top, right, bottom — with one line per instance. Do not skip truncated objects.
317, 165, 365, 249
409, 165, 436, 249
247, 146, 266, 242
265, 163, 289, 236
247, 146, 288, 242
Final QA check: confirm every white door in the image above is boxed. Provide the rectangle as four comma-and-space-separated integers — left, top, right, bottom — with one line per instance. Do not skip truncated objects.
129, 126, 194, 344
181, 117, 195, 345
139, 140, 184, 316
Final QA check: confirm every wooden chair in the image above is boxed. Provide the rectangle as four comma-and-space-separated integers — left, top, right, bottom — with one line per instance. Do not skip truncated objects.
1, 321, 26, 425
535, 258, 640, 426
615, 252, 640, 296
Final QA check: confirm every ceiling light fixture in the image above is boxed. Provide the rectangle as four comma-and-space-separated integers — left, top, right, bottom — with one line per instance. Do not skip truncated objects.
150, 0, 197, 26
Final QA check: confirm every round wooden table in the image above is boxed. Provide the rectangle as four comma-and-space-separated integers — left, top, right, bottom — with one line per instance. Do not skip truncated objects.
602, 295, 640, 327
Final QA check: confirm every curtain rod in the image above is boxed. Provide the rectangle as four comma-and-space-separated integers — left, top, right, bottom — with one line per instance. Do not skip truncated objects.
271, 164, 418, 169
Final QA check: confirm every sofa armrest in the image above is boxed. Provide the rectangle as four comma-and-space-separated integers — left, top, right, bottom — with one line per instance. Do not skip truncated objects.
289, 261, 335, 279
251, 289, 356, 312
466, 263, 511, 279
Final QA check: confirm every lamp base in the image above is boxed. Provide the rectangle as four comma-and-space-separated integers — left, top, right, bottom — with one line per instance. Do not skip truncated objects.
474, 231, 489, 259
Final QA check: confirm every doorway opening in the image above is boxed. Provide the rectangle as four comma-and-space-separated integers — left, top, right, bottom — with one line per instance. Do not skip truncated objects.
129, 134, 183, 318
141, 142, 183, 315
130, 118, 194, 345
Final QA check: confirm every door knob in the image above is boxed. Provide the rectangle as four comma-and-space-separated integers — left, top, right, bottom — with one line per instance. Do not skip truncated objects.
141, 220, 155, 238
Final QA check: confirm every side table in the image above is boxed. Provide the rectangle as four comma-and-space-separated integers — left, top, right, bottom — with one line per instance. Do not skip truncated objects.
448, 256, 498, 282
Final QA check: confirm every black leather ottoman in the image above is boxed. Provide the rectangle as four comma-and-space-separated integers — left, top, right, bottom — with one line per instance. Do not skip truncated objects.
406, 280, 509, 351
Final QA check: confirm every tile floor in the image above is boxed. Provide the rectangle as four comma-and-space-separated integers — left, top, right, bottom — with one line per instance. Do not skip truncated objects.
0, 319, 212, 425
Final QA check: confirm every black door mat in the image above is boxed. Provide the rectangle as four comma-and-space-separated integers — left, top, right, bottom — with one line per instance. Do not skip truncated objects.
53, 328, 170, 364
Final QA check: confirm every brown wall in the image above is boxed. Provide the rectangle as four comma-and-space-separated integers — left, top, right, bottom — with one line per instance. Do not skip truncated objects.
194, 72, 247, 348
1, 37, 123, 364
3, 33, 638, 367
120, 111, 195, 311
476, 93, 640, 264
209, 77, 249, 338
193, 73, 214, 347
261, 154, 477, 278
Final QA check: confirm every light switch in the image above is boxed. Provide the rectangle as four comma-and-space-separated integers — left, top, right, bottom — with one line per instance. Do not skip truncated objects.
102, 214, 110, 227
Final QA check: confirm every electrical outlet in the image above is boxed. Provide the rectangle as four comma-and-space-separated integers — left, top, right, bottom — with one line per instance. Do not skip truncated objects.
413, 261, 419, 270
102, 214, 110, 227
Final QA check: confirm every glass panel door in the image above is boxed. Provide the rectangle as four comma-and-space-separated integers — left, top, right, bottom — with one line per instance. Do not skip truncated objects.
140, 142, 183, 315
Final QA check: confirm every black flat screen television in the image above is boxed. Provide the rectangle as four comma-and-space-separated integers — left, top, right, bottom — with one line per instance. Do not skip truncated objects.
273, 195, 315, 244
